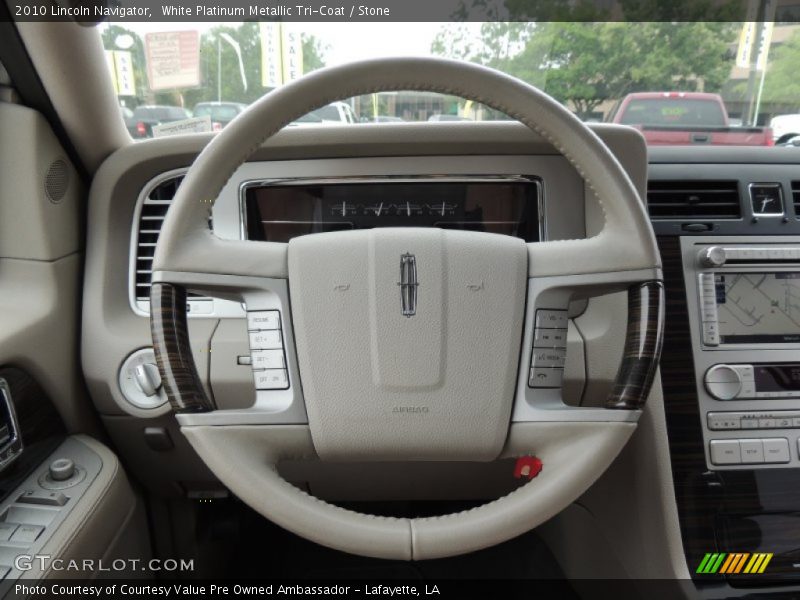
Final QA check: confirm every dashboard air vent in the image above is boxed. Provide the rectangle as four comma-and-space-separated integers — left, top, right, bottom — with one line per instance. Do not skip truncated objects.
646, 180, 741, 220
134, 176, 210, 305
793, 181, 800, 218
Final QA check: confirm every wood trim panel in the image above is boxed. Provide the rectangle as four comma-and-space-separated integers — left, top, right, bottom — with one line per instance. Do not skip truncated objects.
150, 283, 212, 413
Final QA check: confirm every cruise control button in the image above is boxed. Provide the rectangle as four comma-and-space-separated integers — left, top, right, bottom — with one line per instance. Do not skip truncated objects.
535, 310, 568, 329
529, 367, 563, 389
247, 311, 280, 331
10, 525, 43, 544
531, 348, 566, 368
740, 439, 764, 463
710, 440, 742, 465
248, 330, 282, 350
533, 328, 567, 348
254, 369, 289, 390
251, 350, 285, 370
763, 438, 790, 463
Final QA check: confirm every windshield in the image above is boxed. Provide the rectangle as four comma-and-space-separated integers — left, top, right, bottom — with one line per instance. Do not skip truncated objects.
103, 20, 800, 146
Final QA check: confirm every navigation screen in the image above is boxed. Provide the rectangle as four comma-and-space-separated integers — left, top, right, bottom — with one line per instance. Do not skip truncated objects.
715, 272, 800, 344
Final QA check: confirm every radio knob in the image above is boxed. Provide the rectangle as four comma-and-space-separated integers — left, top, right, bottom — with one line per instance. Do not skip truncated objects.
705, 365, 742, 400
700, 246, 727, 268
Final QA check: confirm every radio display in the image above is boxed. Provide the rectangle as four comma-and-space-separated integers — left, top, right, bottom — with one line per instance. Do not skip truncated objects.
715, 272, 800, 344
243, 179, 541, 243
755, 364, 800, 392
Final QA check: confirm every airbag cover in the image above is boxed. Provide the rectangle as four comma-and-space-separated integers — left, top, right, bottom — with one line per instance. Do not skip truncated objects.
288, 228, 527, 461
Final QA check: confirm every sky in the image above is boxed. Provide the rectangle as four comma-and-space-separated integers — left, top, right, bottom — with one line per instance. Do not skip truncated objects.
108, 22, 485, 66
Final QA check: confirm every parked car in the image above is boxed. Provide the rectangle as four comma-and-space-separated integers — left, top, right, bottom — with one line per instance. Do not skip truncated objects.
770, 114, 800, 144
610, 92, 773, 146
191, 101, 247, 131
292, 101, 357, 125
428, 113, 471, 121
128, 105, 191, 138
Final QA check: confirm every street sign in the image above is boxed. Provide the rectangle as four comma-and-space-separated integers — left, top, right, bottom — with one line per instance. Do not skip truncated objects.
152, 116, 212, 138
145, 31, 200, 91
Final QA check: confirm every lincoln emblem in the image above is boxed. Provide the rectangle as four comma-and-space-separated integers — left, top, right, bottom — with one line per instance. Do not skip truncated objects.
397, 253, 419, 317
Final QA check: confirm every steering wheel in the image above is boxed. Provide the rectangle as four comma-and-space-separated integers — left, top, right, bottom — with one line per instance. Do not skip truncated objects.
150, 57, 664, 560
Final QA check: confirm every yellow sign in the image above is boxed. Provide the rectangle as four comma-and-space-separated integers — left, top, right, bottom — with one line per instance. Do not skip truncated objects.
105, 50, 136, 96
259, 23, 304, 88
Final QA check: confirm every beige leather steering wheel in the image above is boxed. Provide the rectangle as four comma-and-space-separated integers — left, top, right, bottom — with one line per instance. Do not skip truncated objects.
150, 57, 664, 560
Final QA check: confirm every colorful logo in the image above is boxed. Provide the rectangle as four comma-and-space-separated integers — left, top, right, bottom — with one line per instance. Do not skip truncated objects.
696, 552, 773, 575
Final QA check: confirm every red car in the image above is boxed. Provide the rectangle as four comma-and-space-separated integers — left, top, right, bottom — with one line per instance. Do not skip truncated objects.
610, 91, 773, 146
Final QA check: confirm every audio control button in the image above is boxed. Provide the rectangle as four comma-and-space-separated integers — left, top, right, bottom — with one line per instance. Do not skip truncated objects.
710, 440, 742, 465
740, 439, 765, 463
740, 381, 757, 398
708, 415, 741, 430
703, 322, 720, 346
705, 365, 742, 400
741, 418, 760, 429
763, 438, 790, 463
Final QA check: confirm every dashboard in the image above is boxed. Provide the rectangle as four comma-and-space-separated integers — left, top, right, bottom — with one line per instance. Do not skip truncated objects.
82, 121, 800, 585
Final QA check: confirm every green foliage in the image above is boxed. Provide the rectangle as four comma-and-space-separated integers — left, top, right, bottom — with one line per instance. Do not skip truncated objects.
761, 30, 800, 108
432, 22, 736, 117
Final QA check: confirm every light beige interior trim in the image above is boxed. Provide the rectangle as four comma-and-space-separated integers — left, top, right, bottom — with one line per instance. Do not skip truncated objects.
14, 20, 129, 172
18, 435, 139, 581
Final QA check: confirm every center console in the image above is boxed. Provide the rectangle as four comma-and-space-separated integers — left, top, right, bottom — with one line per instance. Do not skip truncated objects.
682, 236, 800, 471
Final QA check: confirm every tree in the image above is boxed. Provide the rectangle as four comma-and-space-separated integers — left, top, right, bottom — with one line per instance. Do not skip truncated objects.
432, 22, 736, 118
302, 34, 329, 73
761, 30, 800, 110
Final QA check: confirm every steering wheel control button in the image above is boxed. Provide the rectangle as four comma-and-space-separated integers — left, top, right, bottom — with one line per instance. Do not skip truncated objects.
254, 369, 289, 390
763, 438, 790, 463
529, 367, 563, 389
533, 328, 567, 348
705, 365, 743, 400
710, 440, 742, 465
10, 525, 44, 544
247, 310, 281, 331
535, 309, 568, 329
531, 348, 566, 369
251, 350, 285, 370
48, 458, 75, 482
740, 439, 765, 463
248, 330, 283, 350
